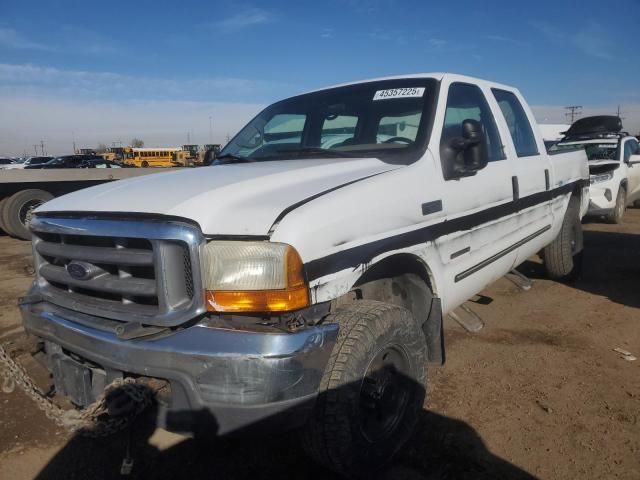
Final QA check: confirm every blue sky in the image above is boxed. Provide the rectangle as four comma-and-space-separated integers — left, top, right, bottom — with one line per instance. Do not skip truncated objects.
1, 0, 639, 154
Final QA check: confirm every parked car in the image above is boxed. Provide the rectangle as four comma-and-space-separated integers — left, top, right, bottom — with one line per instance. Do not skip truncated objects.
554, 116, 640, 223
78, 159, 123, 168
3, 156, 53, 169
21, 73, 589, 477
0, 158, 16, 168
24, 155, 104, 169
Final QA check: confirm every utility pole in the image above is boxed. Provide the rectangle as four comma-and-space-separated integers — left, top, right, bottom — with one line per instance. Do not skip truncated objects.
565, 106, 582, 124
33, 144, 38, 155
40, 140, 46, 156
72, 130, 76, 154
616, 105, 625, 120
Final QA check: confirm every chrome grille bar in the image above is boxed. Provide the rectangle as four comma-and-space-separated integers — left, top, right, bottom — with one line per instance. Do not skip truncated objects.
39, 264, 157, 297
36, 242, 154, 266
30, 215, 206, 327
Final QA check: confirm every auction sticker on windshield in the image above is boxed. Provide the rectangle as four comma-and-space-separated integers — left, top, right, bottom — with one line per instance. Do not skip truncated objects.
373, 87, 425, 101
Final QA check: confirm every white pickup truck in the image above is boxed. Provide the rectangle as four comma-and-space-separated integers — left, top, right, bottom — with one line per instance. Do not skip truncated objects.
20, 73, 589, 476
554, 116, 640, 223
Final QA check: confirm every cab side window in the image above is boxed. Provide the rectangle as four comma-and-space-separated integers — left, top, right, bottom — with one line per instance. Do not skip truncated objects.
440, 83, 504, 164
492, 89, 539, 157
623, 139, 638, 162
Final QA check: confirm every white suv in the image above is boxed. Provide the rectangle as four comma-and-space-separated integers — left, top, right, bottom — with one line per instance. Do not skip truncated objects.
556, 116, 640, 223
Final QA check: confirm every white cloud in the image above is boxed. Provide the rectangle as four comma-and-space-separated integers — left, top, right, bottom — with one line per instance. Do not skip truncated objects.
530, 21, 615, 60
213, 7, 275, 32
0, 26, 115, 55
320, 28, 333, 39
0, 63, 285, 102
0, 27, 55, 52
0, 95, 264, 156
428, 38, 447, 48
485, 35, 529, 47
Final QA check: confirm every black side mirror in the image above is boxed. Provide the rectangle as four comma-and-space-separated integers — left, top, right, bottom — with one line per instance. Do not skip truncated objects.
442, 119, 489, 179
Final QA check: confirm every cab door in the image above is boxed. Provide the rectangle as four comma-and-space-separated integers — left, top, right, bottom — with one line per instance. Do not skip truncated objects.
490, 88, 554, 267
433, 81, 518, 312
623, 138, 640, 203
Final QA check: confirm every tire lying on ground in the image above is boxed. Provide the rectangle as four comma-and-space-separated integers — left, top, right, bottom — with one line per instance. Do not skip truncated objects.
0, 197, 9, 234
301, 300, 427, 478
543, 194, 583, 281
1, 189, 54, 240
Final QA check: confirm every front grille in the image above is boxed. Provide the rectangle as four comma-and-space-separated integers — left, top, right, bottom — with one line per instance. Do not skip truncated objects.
30, 216, 205, 327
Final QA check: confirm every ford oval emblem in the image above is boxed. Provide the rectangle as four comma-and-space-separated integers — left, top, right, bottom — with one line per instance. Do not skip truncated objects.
66, 261, 94, 281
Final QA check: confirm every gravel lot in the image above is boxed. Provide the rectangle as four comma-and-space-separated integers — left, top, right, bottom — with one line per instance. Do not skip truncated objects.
1, 211, 639, 479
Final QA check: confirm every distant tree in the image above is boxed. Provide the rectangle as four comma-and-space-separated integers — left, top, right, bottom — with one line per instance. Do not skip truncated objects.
130, 138, 144, 148
96, 143, 108, 153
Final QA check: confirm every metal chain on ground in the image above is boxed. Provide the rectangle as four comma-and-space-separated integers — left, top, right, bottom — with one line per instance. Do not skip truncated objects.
0, 342, 152, 438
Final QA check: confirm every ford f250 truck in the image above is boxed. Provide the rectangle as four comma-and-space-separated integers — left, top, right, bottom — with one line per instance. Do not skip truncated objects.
20, 73, 589, 476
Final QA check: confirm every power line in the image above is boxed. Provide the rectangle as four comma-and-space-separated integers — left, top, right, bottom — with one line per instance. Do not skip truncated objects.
565, 105, 582, 124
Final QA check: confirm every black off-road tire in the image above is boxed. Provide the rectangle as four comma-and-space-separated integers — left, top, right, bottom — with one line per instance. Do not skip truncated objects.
301, 300, 427, 478
1, 189, 53, 240
606, 186, 626, 224
543, 194, 583, 281
0, 197, 9, 234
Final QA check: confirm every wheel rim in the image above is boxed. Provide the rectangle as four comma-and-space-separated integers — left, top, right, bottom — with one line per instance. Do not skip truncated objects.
19, 199, 44, 228
358, 345, 411, 442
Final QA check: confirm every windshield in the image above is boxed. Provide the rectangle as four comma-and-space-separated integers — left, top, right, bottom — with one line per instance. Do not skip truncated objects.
220, 78, 437, 164
583, 143, 618, 161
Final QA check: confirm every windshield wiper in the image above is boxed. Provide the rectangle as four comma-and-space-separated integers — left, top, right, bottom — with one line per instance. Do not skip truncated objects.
274, 147, 358, 158
213, 153, 254, 164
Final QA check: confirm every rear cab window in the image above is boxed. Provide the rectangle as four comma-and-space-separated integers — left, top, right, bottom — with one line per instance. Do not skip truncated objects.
492, 89, 539, 157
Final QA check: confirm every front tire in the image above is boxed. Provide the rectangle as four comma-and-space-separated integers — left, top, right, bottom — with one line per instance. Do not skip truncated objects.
301, 300, 427, 478
606, 186, 626, 224
543, 194, 583, 281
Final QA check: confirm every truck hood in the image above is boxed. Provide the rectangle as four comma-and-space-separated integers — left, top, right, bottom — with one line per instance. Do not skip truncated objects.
37, 158, 400, 235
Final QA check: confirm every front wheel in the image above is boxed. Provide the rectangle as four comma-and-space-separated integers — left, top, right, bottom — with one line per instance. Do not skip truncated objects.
300, 300, 427, 478
606, 186, 626, 224
543, 195, 583, 281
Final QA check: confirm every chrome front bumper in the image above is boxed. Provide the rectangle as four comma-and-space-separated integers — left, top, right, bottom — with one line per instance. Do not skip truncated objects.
20, 294, 338, 436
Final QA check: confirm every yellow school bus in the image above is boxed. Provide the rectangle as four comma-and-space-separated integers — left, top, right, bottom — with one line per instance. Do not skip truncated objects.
123, 148, 183, 168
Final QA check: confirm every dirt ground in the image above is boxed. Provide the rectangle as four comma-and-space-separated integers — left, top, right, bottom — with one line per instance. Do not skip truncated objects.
0, 211, 638, 479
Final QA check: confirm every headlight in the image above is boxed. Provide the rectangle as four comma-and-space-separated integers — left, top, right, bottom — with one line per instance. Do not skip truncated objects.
202, 241, 309, 313
590, 172, 613, 184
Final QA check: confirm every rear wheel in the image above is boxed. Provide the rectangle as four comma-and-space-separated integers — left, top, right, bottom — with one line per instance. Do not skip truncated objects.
606, 186, 626, 224
301, 300, 427, 478
1, 189, 54, 240
543, 195, 583, 281
141, 160, 149, 168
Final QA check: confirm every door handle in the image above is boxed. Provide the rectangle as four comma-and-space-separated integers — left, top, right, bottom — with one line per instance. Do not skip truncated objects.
545, 169, 550, 191
512, 176, 519, 201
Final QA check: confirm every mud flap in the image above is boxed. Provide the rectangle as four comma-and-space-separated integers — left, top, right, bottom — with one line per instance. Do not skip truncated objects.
423, 297, 445, 366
